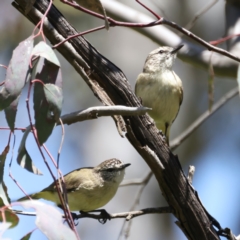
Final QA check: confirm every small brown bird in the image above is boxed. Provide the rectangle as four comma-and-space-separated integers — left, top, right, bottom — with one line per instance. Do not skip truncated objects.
135, 45, 183, 144
18, 159, 131, 211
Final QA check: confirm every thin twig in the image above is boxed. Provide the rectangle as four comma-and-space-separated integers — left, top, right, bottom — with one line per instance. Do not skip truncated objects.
170, 87, 239, 150
9, 133, 30, 200
118, 171, 153, 240
60, 0, 240, 63
25, 80, 75, 230
161, 18, 240, 62
120, 171, 152, 187
101, 0, 238, 78
13, 206, 172, 219
184, 0, 218, 30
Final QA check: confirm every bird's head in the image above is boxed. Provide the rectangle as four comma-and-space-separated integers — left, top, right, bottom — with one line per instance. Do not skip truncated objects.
143, 45, 183, 73
94, 158, 131, 183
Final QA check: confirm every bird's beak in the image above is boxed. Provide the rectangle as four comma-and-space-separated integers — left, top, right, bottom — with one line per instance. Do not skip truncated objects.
171, 45, 184, 54
121, 163, 131, 169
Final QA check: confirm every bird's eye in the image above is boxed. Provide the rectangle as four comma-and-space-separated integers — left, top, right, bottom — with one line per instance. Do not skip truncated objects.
106, 168, 115, 172
159, 50, 164, 54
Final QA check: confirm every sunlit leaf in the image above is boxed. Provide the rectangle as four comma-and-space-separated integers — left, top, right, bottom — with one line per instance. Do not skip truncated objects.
32, 41, 60, 67
18, 201, 77, 240
0, 222, 12, 239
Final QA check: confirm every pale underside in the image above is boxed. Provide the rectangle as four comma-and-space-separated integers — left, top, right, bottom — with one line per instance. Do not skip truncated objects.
135, 70, 183, 141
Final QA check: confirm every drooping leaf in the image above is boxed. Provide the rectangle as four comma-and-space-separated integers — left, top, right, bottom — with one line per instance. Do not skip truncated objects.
43, 84, 62, 121
17, 126, 43, 175
32, 41, 60, 67
19, 200, 77, 240
4, 96, 20, 131
0, 146, 11, 206
33, 57, 63, 145
0, 36, 33, 111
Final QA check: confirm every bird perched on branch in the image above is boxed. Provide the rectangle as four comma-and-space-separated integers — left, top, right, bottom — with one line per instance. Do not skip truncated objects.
135, 45, 184, 144
18, 158, 131, 212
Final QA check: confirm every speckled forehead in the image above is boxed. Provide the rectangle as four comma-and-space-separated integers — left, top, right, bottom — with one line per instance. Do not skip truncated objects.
102, 158, 123, 168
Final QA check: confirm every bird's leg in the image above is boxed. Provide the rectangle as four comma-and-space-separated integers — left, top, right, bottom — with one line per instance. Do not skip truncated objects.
80, 209, 111, 224
164, 123, 169, 145
156, 127, 167, 143
62, 212, 79, 226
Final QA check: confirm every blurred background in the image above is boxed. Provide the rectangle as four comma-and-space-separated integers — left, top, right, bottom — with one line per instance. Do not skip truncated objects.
1, 0, 240, 239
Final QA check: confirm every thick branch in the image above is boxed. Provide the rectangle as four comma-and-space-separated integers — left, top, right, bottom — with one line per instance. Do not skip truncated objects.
12, 1, 220, 239
59, 106, 150, 125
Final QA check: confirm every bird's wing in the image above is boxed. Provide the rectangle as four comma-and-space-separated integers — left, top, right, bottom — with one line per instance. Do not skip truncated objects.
43, 167, 94, 193
172, 85, 183, 124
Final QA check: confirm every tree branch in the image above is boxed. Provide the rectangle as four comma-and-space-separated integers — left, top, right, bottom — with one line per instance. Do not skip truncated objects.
170, 87, 239, 150
77, 207, 172, 221
59, 106, 150, 125
120, 170, 152, 187
101, 0, 238, 78
13, 207, 172, 220
12, 1, 222, 239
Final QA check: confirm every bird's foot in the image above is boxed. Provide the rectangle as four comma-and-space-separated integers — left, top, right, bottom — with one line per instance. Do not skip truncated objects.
80, 209, 111, 224
71, 212, 80, 226
97, 209, 111, 224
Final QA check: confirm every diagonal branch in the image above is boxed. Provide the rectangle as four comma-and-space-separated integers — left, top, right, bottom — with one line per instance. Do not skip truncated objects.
101, 0, 238, 78
170, 87, 239, 150
12, 1, 222, 239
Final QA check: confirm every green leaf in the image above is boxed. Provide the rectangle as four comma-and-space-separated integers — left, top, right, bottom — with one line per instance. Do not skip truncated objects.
4, 96, 20, 131
17, 126, 43, 175
33, 57, 63, 145
0, 146, 11, 206
0, 200, 19, 229
43, 84, 62, 121
0, 36, 33, 111
32, 41, 60, 67
20, 232, 32, 240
